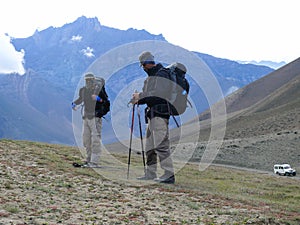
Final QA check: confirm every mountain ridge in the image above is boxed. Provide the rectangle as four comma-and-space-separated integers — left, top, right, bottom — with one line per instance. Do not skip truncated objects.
237, 60, 286, 69
1, 16, 275, 145
175, 57, 300, 171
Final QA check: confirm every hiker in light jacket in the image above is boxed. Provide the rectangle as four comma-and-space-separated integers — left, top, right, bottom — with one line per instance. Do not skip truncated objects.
72, 73, 107, 168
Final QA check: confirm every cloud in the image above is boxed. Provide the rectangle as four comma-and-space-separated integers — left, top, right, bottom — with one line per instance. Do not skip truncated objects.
0, 34, 26, 75
71, 35, 82, 42
81, 47, 94, 58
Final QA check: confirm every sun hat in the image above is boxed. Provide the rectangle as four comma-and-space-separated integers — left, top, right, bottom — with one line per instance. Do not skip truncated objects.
139, 51, 155, 66
84, 73, 95, 80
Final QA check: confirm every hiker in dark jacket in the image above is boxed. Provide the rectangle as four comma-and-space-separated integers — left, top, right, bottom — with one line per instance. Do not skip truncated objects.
132, 51, 175, 184
72, 73, 107, 168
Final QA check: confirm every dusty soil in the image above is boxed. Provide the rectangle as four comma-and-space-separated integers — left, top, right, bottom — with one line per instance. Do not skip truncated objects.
1, 139, 299, 225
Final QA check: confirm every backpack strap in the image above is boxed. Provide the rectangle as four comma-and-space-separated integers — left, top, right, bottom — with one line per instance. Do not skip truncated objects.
165, 65, 177, 104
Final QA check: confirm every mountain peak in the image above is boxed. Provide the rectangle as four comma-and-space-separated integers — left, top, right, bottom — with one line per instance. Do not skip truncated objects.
237, 60, 286, 69
66, 16, 102, 32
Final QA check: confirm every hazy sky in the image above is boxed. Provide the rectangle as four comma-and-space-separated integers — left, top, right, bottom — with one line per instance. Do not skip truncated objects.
1, 0, 299, 74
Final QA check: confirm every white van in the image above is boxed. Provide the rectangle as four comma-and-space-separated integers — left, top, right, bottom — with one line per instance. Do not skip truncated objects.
273, 164, 296, 176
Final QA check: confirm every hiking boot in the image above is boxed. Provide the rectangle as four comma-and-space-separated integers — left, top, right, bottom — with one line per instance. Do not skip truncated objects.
82, 162, 101, 168
72, 162, 81, 167
154, 175, 175, 184
137, 172, 157, 180
137, 175, 155, 180
72, 161, 89, 167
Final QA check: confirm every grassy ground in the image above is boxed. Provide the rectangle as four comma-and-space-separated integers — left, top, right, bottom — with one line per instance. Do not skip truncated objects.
0, 139, 299, 224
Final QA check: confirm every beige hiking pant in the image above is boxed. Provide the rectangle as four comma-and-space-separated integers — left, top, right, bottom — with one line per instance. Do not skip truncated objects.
83, 117, 102, 165
145, 117, 174, 176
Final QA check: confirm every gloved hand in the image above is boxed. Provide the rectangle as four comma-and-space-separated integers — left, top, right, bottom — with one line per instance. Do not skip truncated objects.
96, 96, 101, 102
92, 95, 102, 102
131, 91, 140, 104
71, 102, 77, 110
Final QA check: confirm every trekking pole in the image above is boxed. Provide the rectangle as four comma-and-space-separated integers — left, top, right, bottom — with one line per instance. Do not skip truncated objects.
127, 103, 136, 179
136, 104, 146, 174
